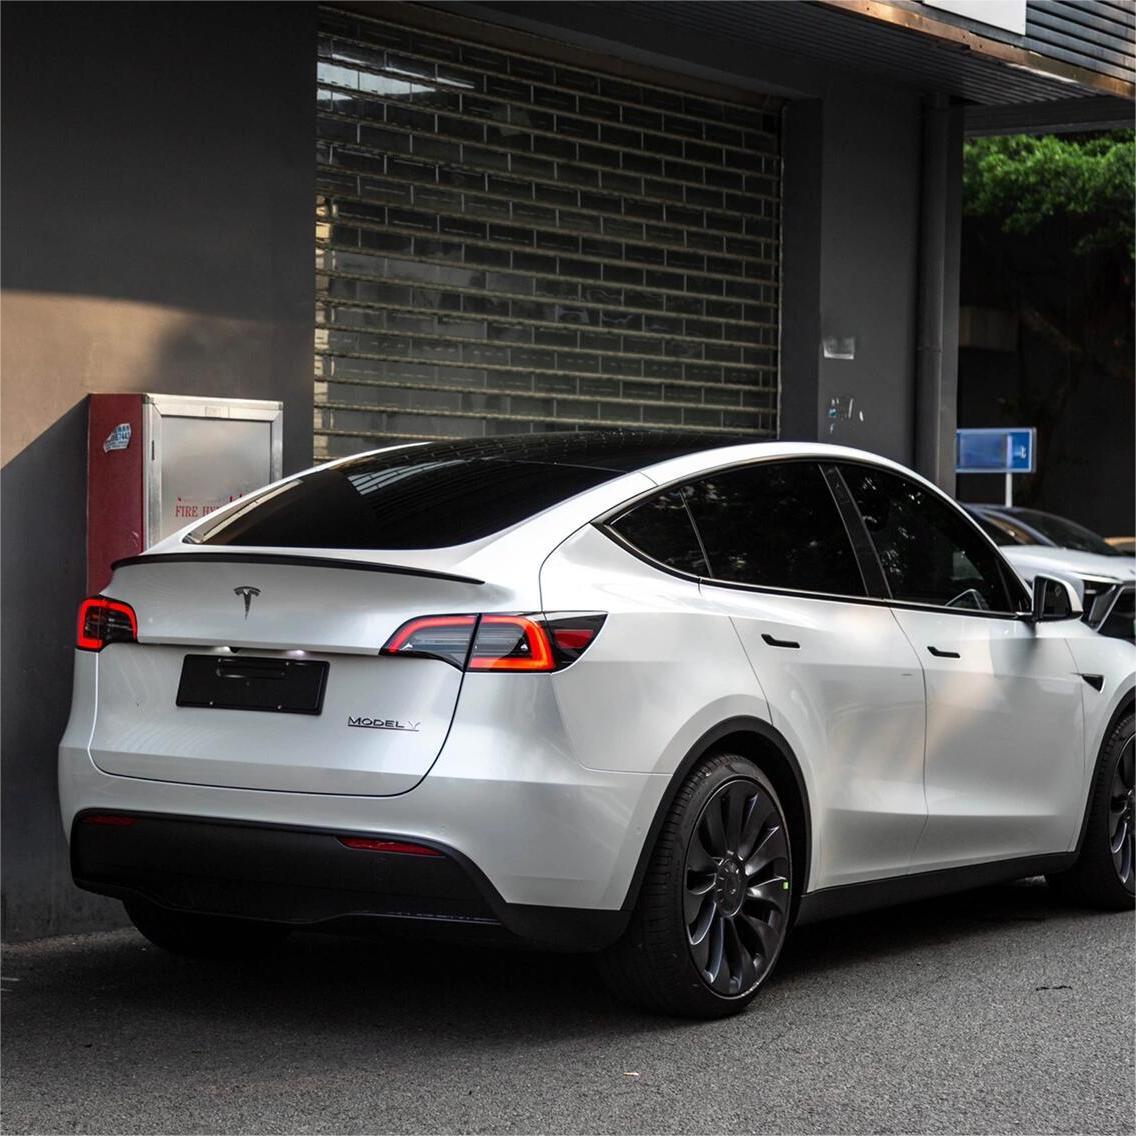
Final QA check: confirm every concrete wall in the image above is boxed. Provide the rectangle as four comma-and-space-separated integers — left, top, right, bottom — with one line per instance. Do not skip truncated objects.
0, 2, 316, 940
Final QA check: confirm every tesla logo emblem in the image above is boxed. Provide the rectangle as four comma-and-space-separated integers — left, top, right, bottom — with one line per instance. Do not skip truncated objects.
233, 586, 261, 618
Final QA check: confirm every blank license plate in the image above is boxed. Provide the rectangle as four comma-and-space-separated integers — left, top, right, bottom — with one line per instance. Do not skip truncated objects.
176, 655, 329, 715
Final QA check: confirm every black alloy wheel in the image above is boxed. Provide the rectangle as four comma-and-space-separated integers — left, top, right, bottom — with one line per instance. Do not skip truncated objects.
684, 778, 791, 997
598, 753, 794, 1018
1109, 735, 1135, 887
1047, 710, 1136, 911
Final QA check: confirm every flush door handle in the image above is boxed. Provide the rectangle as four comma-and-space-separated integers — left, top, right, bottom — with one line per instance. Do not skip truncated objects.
762, 633, 801, 649
927, 645, 961, 658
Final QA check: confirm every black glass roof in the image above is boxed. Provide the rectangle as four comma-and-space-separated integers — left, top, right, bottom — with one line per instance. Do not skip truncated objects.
337, 430, 758, 475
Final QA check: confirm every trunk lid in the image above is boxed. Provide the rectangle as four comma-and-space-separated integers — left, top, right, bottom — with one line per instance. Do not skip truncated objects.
88, 554, 513, 796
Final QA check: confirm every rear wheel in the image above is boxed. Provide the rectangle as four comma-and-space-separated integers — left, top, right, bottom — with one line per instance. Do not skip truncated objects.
1047, 710, 1135, 911
124, 899, 291, 959
598, 753, 793, 1018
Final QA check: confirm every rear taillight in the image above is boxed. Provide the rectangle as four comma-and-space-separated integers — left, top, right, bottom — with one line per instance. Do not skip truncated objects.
76, 597, 138, 652
380, 613, 605, 672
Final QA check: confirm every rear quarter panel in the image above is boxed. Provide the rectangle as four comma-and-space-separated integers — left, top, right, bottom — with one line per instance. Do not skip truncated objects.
539, 524, 772, 777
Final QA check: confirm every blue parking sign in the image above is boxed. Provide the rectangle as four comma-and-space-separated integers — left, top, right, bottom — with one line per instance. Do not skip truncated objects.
955, 428, 1035, 474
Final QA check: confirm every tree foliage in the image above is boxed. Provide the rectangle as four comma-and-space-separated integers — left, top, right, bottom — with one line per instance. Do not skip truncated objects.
963, 131, 1134, 257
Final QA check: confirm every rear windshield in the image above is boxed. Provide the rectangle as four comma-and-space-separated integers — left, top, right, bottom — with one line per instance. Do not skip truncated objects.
188, 454, 616, 549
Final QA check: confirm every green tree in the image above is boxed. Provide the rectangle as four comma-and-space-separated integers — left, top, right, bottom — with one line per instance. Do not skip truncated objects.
959, 132, 1134, 519
963, 131, 1134, 257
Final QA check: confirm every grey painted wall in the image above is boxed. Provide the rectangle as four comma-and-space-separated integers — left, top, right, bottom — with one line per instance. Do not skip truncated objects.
0, 2, 316, 940
813, 84, 924, 466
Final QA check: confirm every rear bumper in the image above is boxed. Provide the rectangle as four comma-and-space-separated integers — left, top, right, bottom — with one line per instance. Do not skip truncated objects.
71, 811, 630, 950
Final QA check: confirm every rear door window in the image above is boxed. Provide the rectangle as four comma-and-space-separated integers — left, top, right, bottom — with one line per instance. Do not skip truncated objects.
683, 460, 866, 596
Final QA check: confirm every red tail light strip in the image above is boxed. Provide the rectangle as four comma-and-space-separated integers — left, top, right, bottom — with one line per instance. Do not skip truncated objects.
469, 615, 555, 671
76, 597, 138, 652
380, 613, 605, 672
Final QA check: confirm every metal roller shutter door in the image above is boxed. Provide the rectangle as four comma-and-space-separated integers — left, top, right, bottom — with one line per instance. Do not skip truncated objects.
316, 6, 782, 460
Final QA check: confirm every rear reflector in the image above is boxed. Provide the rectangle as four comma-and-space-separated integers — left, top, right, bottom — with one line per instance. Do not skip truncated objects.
82, 814, 136, 827
77, 597, 138, 652
338, 836, 443, 857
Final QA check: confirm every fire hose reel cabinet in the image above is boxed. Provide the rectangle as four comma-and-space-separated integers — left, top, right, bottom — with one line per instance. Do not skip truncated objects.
87, 393, 283, 593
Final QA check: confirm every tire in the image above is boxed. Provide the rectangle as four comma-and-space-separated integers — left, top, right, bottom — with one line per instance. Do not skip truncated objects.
124, 899, 291, 959
1047, 709, 1135, 911
598, 752, 793, 1018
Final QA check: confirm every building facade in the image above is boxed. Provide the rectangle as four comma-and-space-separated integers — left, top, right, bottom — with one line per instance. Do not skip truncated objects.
2, 0, 1132, 939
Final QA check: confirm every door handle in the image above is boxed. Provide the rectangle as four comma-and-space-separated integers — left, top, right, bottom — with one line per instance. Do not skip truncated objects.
762, 633, 800, 649
927, 645, 960, 658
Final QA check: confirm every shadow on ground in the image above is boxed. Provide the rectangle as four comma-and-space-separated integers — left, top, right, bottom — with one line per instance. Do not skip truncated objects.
4, 877, 1092, 1038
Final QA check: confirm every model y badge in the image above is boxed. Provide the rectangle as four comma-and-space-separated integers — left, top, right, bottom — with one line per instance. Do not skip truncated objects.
348, 717, 421, 732
233, 586, 261, 618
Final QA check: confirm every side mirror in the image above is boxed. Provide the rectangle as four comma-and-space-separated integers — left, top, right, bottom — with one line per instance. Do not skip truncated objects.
1031, 574, 1084, 623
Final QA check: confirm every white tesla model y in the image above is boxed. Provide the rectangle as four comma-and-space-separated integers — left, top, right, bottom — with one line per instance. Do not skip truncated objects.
60, 433, 1135, 1017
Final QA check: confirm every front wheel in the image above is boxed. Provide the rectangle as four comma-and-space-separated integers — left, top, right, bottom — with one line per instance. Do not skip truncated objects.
124, 899, 291, 959
598, 753, 793, 1018
1047, 710, 1135, 911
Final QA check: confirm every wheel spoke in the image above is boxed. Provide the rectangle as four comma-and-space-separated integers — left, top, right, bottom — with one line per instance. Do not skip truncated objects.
702, 795, 728, 856
687, 828, 717, 873
688, 894, 716, 946
1117, 838, 1133, 885
744, 824, 788, 878
746, 874, 790, 915
1110, 817, 1129, 856
725, 784, 747, 853
705, 914, 726, 986
722, 917, 757, 995
738, 910, 780, 962
739, 796, 772, 860
684, 875, 714, 925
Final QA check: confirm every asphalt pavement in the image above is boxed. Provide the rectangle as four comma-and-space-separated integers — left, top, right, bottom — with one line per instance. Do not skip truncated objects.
2, 878, 1133, 1135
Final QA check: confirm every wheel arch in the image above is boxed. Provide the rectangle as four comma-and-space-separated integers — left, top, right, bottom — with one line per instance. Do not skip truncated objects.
619, 716, 813, 924
1073, 689, 1135, 856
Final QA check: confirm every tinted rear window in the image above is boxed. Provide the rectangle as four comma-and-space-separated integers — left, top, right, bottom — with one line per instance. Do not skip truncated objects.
609, 488, 709, 576
190, 456, 615, 549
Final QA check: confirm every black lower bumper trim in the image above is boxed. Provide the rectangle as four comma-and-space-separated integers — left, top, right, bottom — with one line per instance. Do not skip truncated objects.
71, 811, 628, 951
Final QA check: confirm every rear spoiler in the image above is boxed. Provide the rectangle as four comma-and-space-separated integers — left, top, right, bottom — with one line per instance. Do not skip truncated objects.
110, 552, 484, 587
